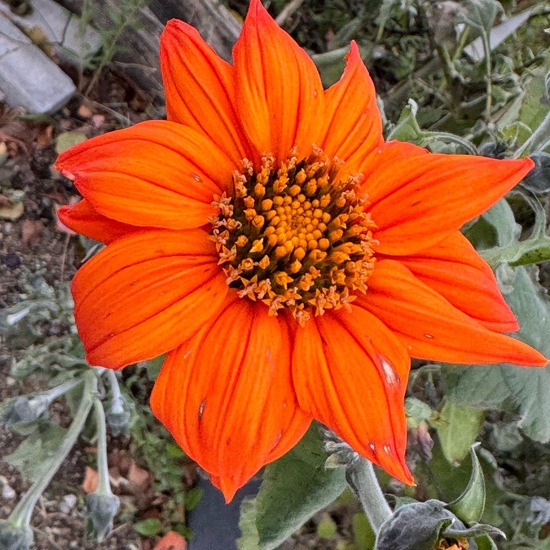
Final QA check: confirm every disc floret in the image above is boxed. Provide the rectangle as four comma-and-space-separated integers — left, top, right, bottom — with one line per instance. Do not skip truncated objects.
210, 146, 377, 324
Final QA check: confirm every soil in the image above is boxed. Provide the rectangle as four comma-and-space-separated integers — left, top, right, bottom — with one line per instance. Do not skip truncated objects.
0, 66, 174, 548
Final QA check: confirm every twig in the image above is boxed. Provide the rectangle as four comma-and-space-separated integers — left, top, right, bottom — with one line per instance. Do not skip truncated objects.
275, 0, 305, 26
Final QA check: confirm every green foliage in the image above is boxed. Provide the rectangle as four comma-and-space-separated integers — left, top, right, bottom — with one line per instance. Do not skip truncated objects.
446, 197, 550, 443
5, 423, 68, 483
81, 0, 150, 95
351, 511, 376, 550
128, 385, 200, 516
133, 517, 163, 536
446, 266, 550, 443
436, 402, 485, 465
448, 446, 487, 524
237, 426, 347, 550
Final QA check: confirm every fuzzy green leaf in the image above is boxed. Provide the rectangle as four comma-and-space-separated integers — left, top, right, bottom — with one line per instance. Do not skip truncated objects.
445, 267, 550, 443
5, 423, 67, 482
437, 402, 485, 465
238, 426, 346, 550
448, 445, 486, 523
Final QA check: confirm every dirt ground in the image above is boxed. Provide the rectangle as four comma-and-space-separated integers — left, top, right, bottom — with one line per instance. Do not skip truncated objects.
0, 76, 159, 547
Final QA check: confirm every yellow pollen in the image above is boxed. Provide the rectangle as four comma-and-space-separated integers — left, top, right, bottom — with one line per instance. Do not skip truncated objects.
210, 146, 377, 324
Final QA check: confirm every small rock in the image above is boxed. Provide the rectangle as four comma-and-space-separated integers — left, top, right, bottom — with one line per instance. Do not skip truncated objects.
59, 493, 78, 514
3, 252, 21, 269
0, 15, 76, 114
0, 0, 101, 67
0, 476, 16, 500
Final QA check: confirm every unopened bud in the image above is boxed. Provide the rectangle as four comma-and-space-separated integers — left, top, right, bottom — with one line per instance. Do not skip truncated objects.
105, 397, 131, 436
85, 493, 120, 542
2, 395, 50, 427
0, 520, 33, 550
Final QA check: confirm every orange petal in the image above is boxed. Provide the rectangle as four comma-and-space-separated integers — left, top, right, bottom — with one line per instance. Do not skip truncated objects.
395, 231, 518, 332
233, 0, 324, 163
58, 199, 135, 244
359, 259, 547, 366
321, 42, 383, 175
293, 310, 413, 484
362, 141, 534, 254
72, 229, 229, 368
160, 20, 249, 165
55, 120, 236, 229
150, 300, 311, 502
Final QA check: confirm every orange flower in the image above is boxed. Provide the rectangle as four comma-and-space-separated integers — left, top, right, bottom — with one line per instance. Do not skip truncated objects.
56, 0, 546, 502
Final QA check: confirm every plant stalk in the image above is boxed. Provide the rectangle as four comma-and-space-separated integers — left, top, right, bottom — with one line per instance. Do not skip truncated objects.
346, 457, 392, 533
92, 397, 112, 495
9, 370, 97, 528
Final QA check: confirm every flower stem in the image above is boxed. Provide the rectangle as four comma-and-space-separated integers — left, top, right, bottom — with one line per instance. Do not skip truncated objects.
346, 457, 392, 533
92, 397, 112, 495
481, 31, 493, 121
104, 369, 124, 413
42, 378, 82, 402
515, 109, 550, 157
9, 370, 97, 528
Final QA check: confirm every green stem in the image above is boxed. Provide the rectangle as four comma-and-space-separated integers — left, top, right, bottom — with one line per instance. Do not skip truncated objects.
9, 370, 97, 528
346, 457, 392, 533
423, 132, 478, 155
41, 378, 82, 403
104, 369, 124, 413
92, 397, 112, 495
481, 31, 493, 120
515, 109, 550, 157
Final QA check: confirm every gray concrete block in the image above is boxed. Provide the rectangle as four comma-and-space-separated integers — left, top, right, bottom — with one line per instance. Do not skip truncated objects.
0, 0, 102, 67
0, 15, 76, 114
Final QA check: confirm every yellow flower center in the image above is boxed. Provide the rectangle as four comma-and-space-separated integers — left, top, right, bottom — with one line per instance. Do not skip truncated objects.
210, 146, 377, 324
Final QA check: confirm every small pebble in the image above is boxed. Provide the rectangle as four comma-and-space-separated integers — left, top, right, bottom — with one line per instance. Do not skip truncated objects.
3, 252, 21, 269
59, 493, 77, 514
0, 476, 16, 500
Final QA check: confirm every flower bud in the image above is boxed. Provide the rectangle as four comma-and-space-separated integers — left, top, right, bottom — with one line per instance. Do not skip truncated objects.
2, 395, 50, 427
376, 499, 505, 550
0, 520, 33, 550
105, 397, 131, 436
85, 493, 120, 542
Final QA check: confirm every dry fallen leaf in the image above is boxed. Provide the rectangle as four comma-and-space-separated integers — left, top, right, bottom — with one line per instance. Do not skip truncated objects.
128, 461, 152, 493
153, 531, 187, 550
82, 466, 99, 493
36, 125, 54, 147
0, 200, 24, 220
78, 103, 93, 119
21, 219, 43, 247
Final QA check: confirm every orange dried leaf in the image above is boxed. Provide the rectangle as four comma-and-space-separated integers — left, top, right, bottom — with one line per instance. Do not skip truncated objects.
82, 466, 98, 493
153, 531, 187, 550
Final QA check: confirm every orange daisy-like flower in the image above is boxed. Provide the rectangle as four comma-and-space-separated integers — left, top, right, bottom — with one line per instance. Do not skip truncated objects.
56, 0, 546, 501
